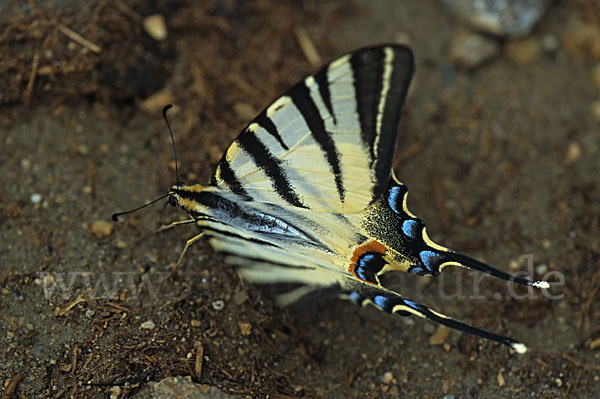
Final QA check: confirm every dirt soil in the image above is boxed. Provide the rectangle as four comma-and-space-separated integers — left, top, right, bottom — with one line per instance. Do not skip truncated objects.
1, 1, 599, 398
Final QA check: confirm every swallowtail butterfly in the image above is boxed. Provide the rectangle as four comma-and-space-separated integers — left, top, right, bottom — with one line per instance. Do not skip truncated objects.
115, 44, 548, 353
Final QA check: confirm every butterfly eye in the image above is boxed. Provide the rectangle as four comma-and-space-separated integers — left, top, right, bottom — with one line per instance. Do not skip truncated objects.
168, 195, 178, 207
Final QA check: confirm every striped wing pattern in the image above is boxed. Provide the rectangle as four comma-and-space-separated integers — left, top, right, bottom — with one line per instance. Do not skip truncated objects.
163, 44, 548, 353
211, 45, 413, 213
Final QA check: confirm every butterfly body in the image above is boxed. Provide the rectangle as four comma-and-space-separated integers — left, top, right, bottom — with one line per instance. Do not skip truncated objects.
119, 44, 548, 354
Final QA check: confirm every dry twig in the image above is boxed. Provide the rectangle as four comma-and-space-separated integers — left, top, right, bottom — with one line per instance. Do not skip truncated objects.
55, 23, 102, 53
23, 53, 39, 107
294, 25, 321, 67
2, 371, 24, 399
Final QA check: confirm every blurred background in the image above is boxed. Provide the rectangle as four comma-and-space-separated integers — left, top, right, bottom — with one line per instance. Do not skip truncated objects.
1, 0, 599, 397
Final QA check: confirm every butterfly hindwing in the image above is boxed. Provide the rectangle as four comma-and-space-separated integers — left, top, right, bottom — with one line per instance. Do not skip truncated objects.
211, 45, 414, 213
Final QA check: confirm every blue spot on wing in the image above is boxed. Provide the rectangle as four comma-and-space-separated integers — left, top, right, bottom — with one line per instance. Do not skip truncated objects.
401, 219, 419, 239
409, 266, 427, 275
374, 295, 388, 308
419, 250, 440, 272
356, 268, 368, 281
403, 299, 425, 312
349, 292, 362, 303
359, 254, 376, 266
387, 186, 404, 214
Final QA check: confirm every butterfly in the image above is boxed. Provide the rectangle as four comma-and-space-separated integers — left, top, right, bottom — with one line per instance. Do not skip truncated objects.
114, 44, 548, 353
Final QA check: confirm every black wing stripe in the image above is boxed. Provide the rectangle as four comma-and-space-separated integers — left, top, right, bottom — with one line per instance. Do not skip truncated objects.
236, 130, 306, 208
313, 68, 336, 124
288, 81, 345, 203
216, 159, 248, 196
254, 113, 289, 150
373, 48, 414, 197
350, 46, 414, 199
350, 47, 384, 161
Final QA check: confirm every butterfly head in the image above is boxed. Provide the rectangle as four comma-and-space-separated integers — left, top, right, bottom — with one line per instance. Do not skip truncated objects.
166, 182, 217, 216
167, 182, 186, 207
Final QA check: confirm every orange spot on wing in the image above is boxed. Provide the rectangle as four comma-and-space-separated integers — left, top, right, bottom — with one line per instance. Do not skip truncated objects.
348, 241, 387, 285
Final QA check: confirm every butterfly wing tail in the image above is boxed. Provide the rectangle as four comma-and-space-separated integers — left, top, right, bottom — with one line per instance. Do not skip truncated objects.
343, 281, 528, 354
370, 177, 550, 289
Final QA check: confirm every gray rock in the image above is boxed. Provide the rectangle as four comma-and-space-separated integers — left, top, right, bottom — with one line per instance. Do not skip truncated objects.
133, 376, 246, 399
442, 0, 551, 38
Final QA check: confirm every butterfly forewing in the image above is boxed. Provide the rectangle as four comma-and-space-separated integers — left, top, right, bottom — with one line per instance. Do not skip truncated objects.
212, 45, 414, 213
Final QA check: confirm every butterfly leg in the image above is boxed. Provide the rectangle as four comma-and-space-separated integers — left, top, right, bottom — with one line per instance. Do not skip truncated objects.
157, 218, 196, 233
344, 283, 528, 354
172, 232, 205, 269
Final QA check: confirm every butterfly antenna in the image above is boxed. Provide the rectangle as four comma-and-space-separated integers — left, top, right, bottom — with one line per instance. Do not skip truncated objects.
112, 104, 180, 222
162, 104, 180, 185
112, 193, 170, 221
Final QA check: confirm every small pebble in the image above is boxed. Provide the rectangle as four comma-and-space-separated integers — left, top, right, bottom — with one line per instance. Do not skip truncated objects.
31, 193, 42, 204
449, 31, 499, 69
140, 320, 156, 330
535, 263, 548, 275
505, 38, 542, 64
497, 371, 506, 387
91, 220, 113, 237
382, 371, 393, 384
212, 300, 225, 310
115, 239, 127, 249
429, 325, 451, 346
541, 34, 559, 54
143, 14, 167, 41
555, 377, 563, 387
564, 142, 582, 165
108, 385, 121, 398
191, 319, 201, 327
233, 102, 258, 122
233, 290, 248, 305
239, 322, 252, 336
563, 21, 600, 60
509, 259, 521, 271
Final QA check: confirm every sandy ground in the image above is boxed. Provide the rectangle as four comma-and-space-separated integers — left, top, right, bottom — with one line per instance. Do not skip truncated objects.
1, 1, 599, 398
